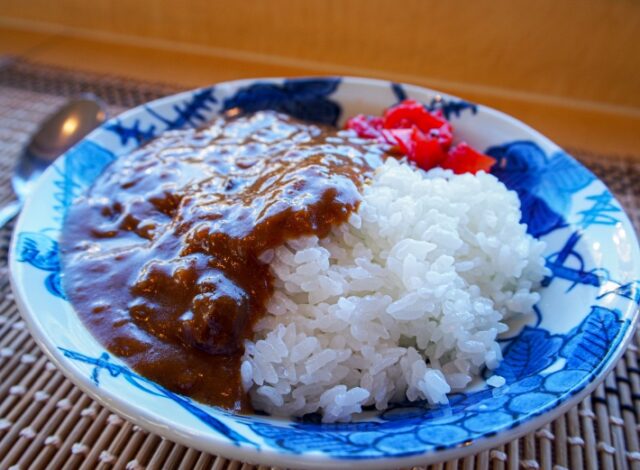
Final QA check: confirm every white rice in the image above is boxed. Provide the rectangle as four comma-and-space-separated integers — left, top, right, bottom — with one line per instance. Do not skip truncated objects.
241, 158, 547, 422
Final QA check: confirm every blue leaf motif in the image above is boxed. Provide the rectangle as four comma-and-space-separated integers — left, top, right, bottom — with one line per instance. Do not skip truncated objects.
490, 141, 543, 190
577, 190, 621, 229
425, 98, 478, 120
489, 142, 593, 215
561, 306, 624, 370
65, 141, 116, 188
105, 89, 217, 145
543, 231, 607, 290
597, 281, 640, 305
494, 327, 563, 383
535, 151, 594, 215
59, 348, 255, 447
20, 143, 112, 299
57, 141, 115, 216
105, 119, 157, 146
489, 141, 558, 237
16, 232, 65, 299
489, 141, 592, 237
517, 189, 566, 237
146, 88, 217, 130
45, 272, 65, 299
284, 78, 340, 97
16, 232, 59, 271
391, 83, 407, 102
544, 151, 595, 193
222, 78, 342, 125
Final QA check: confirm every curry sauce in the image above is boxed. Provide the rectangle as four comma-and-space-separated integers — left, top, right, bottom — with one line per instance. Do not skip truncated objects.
61, 111, 383, 410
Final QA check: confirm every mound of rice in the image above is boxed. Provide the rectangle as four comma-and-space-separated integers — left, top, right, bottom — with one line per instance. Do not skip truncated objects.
241, 158, 547, 422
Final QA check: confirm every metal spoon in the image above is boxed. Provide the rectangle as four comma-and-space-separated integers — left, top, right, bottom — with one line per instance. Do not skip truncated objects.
0, 95, 107, 228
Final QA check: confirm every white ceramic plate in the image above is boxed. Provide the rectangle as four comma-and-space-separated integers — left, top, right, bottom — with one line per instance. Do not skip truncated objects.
10, 77, 640, 469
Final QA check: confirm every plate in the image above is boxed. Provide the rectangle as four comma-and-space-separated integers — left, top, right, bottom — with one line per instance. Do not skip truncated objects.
9, 77, 640, 469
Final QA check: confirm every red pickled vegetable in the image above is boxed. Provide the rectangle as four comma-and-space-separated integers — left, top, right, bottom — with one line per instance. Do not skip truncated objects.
345, 114, 384, 139
345, 99, 494, 175
412, 127, 448, 169
441, 142, 496, 174
383, 99, 447, 132
380, 128, 413, 154
428, 122, 453, 152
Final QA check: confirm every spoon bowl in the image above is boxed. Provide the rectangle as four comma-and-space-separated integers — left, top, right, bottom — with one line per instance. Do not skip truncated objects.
0, 95, 106, 227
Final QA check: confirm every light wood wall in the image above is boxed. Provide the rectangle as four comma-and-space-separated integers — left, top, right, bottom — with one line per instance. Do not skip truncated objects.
1, 0, 639, 113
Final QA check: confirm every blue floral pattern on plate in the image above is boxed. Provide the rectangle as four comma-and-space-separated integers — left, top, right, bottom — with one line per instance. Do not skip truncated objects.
106, 88, 218, 145
488, 141, 594, 237
221, 78, 342, 125
10, 77, 640, 468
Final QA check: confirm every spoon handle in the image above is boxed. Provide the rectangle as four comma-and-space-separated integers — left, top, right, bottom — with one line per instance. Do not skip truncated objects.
0, 200, 22, 229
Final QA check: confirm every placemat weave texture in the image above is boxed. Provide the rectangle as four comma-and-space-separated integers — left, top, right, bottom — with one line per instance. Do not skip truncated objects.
0, 59, 638, 470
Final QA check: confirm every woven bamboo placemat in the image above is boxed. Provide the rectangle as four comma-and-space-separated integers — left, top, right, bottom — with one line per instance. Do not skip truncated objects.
0, 59, 638, 470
